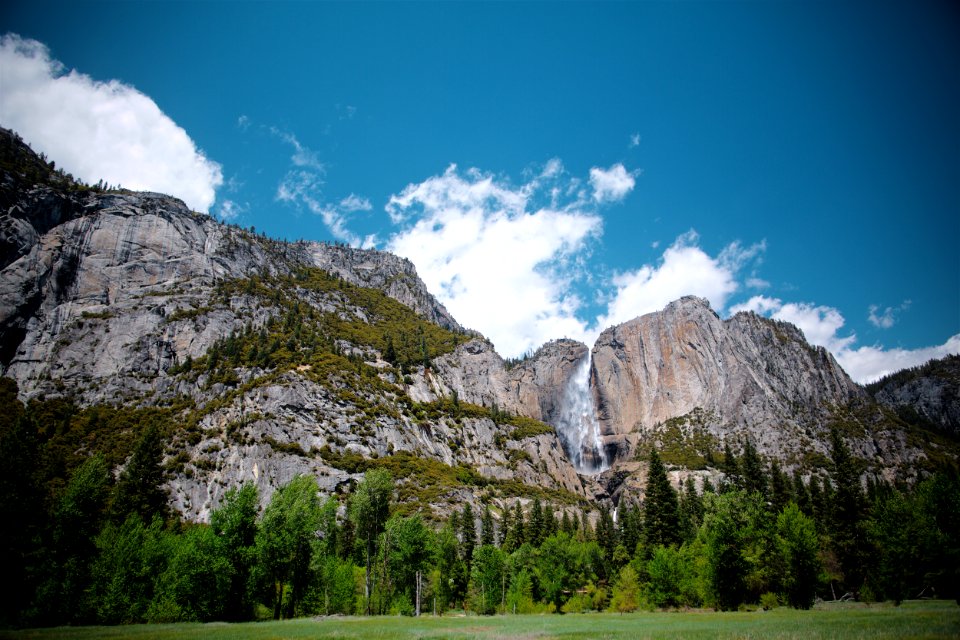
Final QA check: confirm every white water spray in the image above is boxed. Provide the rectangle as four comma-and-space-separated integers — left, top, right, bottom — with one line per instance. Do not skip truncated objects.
556, 356, 608, 473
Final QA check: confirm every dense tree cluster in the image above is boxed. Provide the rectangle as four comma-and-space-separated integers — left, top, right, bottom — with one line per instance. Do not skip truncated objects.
1, 373, 958, 627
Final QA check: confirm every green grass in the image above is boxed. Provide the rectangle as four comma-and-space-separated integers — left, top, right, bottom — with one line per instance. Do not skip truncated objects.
4, 601, 958, 640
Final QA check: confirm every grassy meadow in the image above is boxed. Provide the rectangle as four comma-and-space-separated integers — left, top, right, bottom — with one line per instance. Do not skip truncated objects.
2, 600, 958, 640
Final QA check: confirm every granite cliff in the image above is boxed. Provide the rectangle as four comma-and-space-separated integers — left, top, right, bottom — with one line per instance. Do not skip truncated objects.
1, 128, 955, 521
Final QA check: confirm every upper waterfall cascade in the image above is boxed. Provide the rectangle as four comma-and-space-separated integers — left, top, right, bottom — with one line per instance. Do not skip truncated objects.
555, 356, 608, 473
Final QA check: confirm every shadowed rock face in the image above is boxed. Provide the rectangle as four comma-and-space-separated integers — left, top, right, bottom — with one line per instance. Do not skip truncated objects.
870, 355, 960, 436
590, 296, 864, 463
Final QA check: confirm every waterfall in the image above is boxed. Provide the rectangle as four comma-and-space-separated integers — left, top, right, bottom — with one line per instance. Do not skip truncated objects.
555, 356, 608, 473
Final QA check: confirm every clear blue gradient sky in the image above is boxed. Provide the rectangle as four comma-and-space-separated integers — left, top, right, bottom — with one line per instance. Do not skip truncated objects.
1, 1, 957, 382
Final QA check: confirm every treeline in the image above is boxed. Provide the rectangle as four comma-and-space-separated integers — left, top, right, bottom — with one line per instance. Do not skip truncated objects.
2, 372, 959, 627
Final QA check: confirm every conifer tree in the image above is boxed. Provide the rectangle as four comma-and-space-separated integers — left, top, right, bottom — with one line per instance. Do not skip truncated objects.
643, 449, 681, 549
560, 510, 574, 536
829, 428, 866, 594
740, 438, 767, 497
499, 502, 511, 548
792, 469, 812, 515
480, 505, 495, 547
529, 498, 545, 547
112, 423, 168, 523
769, 460, 792, 513
543, 503, 557, 539
460, 503, 476, 568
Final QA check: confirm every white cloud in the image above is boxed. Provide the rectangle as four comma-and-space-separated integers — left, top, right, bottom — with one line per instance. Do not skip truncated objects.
217, 199, 246, 221
629, 133, 641, 148
0, 34, 222, 212
730, 295, 958, 383
271, 128, 324, 171
598, 231, 762, 331
271, 129, 374, 247
836, 336, 960, 384
339, 194, 372, 212
868, 300, 911, 329
589, 163, 636, 203
386, 163, 602, 357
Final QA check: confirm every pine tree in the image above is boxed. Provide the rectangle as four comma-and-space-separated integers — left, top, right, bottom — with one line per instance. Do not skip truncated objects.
792, 469, 812, 515
643, 449, 681, 549
740, 438, 767, 497
829, 428, 866, 594
460, 503, 476, 568
579, 509, 593, 541
529, 498, 545, 547
596, 504, 618, 561
111, 423, 168, 523
543, 503, 557, 539
617, 501, 642, 555
721, 441, 741, 489
480, 505, 495, 547
769, 460, 792, 513
679, 477, 704, 542
499, 502, 512, 548
560, 510, 574, 536
513, 502, 526, 547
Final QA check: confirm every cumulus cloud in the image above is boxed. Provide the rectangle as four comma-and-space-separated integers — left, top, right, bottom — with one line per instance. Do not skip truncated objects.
589, 163, 636, 203
597, 231, 763, 331
386, 163, 602, 357
730, 295, 958, 383
0, 34, 222, 212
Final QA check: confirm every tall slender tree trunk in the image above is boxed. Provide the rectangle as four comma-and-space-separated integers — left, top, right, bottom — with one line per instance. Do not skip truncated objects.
274, 582, 284, 620
365, 534, 373, 615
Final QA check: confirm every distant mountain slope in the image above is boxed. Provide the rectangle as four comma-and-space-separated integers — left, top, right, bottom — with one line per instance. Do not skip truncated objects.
868, 354, 960, 436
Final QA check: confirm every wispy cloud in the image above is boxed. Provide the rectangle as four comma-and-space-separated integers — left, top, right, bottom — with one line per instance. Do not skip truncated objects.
868, 301, 911, 329
270, 127, 374, 247
0, 34, 223, 212
629, 133, 641, 148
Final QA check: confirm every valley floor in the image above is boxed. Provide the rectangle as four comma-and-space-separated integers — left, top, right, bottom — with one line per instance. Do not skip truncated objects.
2, 601, 958, 640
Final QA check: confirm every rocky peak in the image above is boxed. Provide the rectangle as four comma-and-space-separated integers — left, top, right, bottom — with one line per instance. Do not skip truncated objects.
590, 296, 864, 464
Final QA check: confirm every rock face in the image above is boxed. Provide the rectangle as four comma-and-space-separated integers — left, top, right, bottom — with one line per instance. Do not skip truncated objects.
1, 128, 955, 519
416, 338, 587, 421
869, 355, 960, 436
591, 296, 864, 462
0, 128, 588, 521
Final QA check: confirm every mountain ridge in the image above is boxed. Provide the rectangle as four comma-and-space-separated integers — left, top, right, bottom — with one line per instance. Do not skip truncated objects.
1, 127, 956, 522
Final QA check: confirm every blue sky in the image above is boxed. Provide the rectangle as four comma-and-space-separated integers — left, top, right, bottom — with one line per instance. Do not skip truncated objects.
1, 1, 957, 382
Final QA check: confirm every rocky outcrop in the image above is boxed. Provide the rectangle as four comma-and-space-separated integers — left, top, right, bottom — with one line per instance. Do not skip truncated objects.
413, 338, 587, 421
590, 296, 864, 462
0, 193, 457, 402
166, 372, 584, 522
869, 354, 960, 436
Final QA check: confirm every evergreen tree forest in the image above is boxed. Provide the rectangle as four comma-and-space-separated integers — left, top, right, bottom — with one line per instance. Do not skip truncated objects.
1, 375, 958, 628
